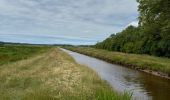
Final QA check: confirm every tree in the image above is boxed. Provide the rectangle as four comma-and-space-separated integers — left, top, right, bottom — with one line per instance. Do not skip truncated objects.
94, 0, 170, 57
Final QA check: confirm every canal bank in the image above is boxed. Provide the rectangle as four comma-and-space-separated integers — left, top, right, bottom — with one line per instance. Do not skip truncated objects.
63, 47, 170, 80
62, 48, 170, 100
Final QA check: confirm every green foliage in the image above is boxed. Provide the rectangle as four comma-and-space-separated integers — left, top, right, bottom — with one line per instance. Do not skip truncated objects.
96, 88, 132, 100
95, 0, 170, 57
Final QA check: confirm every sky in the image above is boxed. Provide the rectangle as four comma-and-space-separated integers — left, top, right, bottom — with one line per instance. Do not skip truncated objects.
0, 0, 138, 45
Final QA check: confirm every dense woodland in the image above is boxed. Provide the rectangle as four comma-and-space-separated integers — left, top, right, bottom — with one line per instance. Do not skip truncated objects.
95, 0, 170, 57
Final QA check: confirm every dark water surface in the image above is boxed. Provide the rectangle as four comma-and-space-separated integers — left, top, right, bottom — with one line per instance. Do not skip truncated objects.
62, 49, 170, 100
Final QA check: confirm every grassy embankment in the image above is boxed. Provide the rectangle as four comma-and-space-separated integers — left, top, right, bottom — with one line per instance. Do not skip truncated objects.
0, 45, 131, 100
63, 46, 170, 78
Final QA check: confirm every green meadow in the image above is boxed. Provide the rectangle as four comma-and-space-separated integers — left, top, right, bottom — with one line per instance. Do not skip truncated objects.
0, 45, 50, 65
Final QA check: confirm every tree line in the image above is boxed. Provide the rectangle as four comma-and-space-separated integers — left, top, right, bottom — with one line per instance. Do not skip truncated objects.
94, 0, 170, 57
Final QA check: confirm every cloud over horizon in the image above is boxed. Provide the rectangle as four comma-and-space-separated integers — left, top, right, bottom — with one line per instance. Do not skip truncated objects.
0, 0, 138, 45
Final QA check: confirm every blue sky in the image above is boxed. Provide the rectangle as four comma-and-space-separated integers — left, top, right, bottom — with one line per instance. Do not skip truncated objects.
0, 0, 138, 45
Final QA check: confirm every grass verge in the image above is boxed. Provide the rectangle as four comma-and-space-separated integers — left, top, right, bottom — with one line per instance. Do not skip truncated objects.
0, 47, 131, 100
63, 46, 170, 78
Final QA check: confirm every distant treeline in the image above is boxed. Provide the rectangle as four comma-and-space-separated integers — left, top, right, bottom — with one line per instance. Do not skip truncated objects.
0, 41, 71, 47
0, 42, 4, 45
94, 0, 170, 57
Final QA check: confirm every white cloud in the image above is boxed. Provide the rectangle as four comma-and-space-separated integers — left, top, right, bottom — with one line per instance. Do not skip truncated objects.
127, 21, 139, 27
0, 0, 138, 44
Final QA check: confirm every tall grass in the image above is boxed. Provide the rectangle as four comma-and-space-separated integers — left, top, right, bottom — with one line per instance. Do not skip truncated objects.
0, 47, 131, 100
95, 88, 132, 100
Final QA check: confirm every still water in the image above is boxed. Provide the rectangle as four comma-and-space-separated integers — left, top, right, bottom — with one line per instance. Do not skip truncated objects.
62, 49, 170, 100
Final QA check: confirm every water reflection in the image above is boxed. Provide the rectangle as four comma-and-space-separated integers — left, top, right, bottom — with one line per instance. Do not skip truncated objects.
62, 49, 170, 100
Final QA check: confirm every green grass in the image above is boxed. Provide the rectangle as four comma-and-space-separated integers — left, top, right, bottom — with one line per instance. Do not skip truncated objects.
0, 46, 131, 100
63, 46, 170, 76
0, 45, 50, 65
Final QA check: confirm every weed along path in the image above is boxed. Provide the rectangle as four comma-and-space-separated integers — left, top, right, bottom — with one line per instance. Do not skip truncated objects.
62, 48, 170, 100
